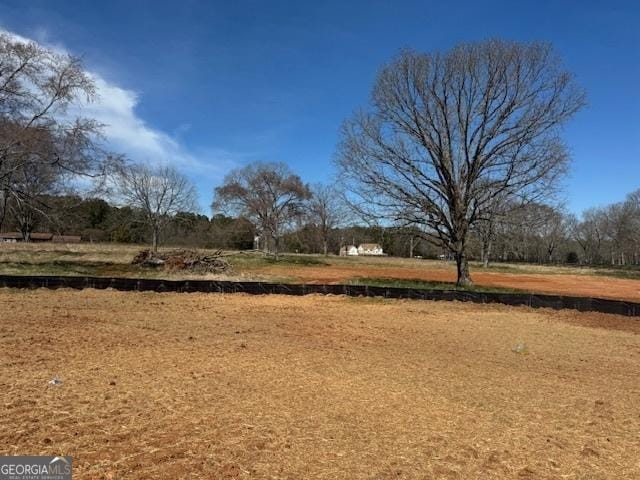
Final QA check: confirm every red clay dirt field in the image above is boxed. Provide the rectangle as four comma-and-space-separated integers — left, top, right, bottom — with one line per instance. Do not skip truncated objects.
1, 288, 639, 479
251, 262, 640, 302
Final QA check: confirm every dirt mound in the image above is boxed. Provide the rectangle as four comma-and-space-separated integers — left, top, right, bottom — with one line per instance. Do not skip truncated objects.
132, 249, 233, 274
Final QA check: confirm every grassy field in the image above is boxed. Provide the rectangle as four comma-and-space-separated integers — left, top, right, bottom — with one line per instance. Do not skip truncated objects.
0, 243, 329, 279
2, 242, 640, 300
1, 289, 638, 479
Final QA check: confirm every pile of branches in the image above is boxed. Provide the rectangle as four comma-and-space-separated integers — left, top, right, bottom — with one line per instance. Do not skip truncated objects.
132, 249, 233, 274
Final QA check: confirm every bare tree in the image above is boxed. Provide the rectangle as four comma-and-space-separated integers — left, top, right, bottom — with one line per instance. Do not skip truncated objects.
5, 160, 59, 240
537, 206, 568, 263
603, 201, 635, 266
336, 40, 585, 285
115, 163, 197, 251
471, 188, 514, 268
308, 183, 348, 255
624, 189, 640, 264
572, 208, 606, 264
0, 33, 106, 229
1, 126, 56, 238
212, 162, 311, 259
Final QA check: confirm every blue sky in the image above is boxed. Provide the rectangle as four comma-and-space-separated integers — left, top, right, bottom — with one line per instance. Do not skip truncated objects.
1, 0, 638, 215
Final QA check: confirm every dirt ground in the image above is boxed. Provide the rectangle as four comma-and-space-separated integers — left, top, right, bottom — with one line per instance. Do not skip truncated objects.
1, 289, 639, 479
253, 263, 640, 302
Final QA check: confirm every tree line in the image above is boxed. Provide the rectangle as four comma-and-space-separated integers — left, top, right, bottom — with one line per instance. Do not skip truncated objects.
0, 194, 254, 248
464, 192, 640, 267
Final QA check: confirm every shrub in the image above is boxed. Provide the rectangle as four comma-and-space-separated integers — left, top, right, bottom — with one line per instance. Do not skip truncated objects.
566, 251, 579, 264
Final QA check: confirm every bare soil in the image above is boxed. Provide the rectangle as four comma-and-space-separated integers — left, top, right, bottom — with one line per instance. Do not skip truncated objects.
253, 263, 640, 301
1, 289, 639, 479
3, 243, 640, 301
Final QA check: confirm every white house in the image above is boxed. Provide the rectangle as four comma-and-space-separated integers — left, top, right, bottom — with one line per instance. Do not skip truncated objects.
357, 243, 384, 256
339, 245, 359, 256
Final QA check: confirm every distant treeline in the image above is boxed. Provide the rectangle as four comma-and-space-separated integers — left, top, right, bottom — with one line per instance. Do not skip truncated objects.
0, 194, 432, 256
4, 192, 640, 267
0, 195, 253, 250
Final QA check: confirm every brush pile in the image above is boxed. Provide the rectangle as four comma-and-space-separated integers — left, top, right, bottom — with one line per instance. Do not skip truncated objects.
132, 249, 233, 274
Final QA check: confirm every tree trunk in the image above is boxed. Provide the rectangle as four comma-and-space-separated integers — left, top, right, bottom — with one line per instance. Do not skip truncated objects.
455, 250, 472, 287
20, 220, 31, 242
152, 227, 158, 252
323, 238, 328, 256
0, 190, 7, 231
483, 238, 492, 268
409, 236, 414, 258
273, 235, 279, 261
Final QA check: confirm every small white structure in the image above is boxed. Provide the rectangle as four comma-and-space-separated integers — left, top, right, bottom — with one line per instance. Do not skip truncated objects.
340, 243, 385, 256
339, 245, 359, 256
357, 243, 384, 256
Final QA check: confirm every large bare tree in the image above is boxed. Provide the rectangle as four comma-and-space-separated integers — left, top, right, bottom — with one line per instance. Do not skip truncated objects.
308, 183, 348, 255
115, 163, 197, 251
212, 162, 311, 259
336, 39, 585, 285
0, 33, 106, 229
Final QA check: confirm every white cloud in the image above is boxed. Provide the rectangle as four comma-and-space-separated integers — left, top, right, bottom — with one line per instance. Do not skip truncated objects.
79, 76, 201, 166
0, 27, 235, 179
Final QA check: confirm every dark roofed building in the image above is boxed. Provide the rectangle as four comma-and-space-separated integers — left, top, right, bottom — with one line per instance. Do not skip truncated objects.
29, 232, 54, 242
53, 235, 81, 243
0, 232, 22, 243
0, 232, 81, 243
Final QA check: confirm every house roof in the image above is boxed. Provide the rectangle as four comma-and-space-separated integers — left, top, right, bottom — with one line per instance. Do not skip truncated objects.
53, 235, 81, 243
0, 232, 22, 239
359, 243, 382, 249
0, 232, 57, 240
30, 232, 54, 240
